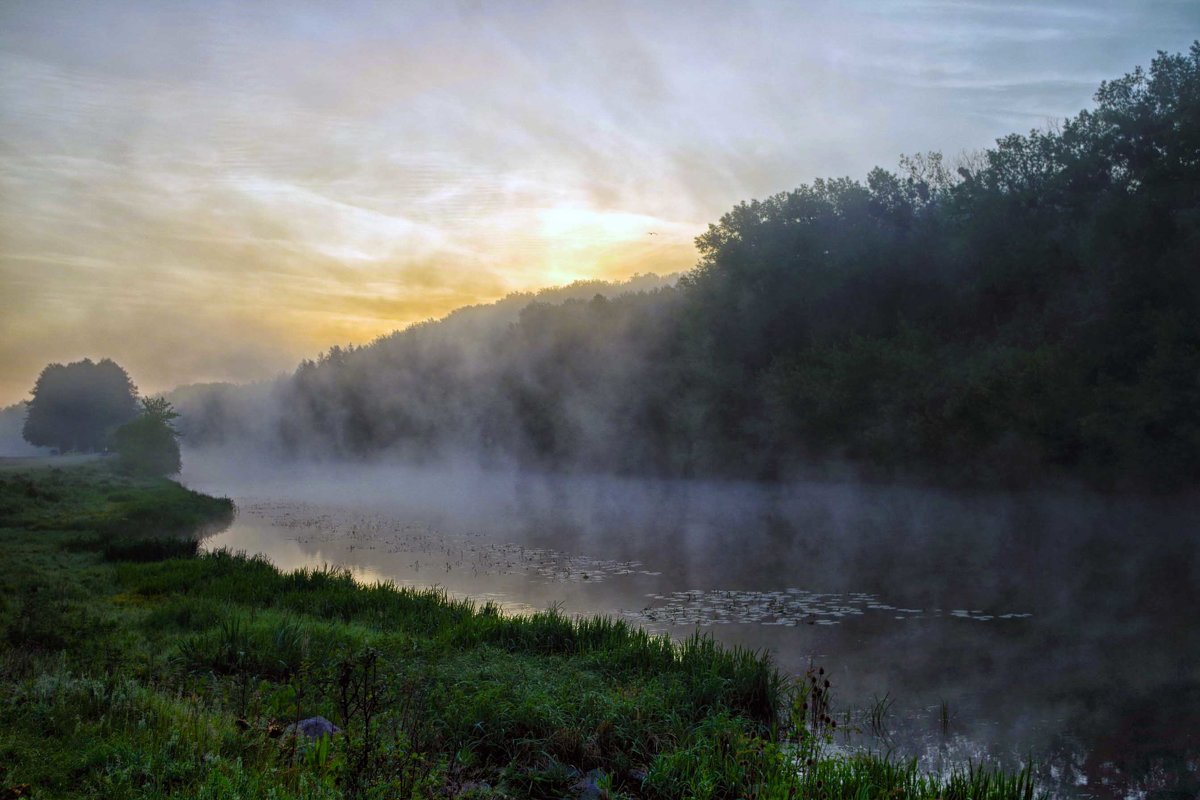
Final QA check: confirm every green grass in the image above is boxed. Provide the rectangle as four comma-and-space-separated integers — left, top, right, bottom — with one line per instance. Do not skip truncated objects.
0, 463, 1044, 799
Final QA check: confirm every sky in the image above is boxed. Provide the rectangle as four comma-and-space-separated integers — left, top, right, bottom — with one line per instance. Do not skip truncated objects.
1, 0, 1197, 405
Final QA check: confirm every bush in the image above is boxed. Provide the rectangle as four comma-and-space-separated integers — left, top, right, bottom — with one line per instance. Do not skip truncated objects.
114, 399, 182, 476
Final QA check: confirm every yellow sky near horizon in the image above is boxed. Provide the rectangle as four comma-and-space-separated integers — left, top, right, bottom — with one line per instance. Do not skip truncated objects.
1, 1, 1196, 406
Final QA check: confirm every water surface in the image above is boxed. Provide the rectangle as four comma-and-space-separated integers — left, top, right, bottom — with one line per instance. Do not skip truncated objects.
183, 452, 1200, 799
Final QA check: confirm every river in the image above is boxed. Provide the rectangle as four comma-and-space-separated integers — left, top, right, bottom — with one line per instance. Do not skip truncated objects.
182, 450, 1199, 800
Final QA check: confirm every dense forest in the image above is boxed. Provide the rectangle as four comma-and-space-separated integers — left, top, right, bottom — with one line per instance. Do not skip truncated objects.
176, 46, 1200, 489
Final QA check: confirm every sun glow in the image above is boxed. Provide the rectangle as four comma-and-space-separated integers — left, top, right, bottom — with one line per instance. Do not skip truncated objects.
1, 1, 1193, 403
532, 207, 697, 284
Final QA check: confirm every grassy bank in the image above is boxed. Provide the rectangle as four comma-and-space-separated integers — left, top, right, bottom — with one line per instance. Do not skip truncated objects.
0, 464, 1041, 799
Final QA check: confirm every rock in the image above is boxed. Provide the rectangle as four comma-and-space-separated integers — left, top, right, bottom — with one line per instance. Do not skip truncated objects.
284, 716, 341, 740
571, 768, 606, 799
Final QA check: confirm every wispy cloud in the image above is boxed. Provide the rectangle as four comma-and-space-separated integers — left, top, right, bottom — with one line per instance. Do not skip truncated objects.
0, 0, 1195, 403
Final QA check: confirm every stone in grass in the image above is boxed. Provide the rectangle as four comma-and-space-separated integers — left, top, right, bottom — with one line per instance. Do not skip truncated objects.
285, 716, 341, 740
571, 769, 606, 800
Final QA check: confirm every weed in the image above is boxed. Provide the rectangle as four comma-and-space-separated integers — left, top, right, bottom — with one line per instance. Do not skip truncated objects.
869, 691, 895, 739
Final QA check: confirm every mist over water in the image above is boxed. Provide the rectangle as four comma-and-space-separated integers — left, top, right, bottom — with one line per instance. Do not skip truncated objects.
3, 8, 1198, 798
183, 447, 1199, 800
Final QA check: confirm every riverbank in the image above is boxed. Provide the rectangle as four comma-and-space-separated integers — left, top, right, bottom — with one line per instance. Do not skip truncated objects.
0, 463, 1041, 799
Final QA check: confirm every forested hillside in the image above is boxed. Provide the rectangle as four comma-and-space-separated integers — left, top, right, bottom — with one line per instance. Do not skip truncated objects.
179, 46, 1200, 488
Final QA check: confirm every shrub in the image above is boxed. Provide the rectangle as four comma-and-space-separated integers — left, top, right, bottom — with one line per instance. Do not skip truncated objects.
114, 398, 182, 477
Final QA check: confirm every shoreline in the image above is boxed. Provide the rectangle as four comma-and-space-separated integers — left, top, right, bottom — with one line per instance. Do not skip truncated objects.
0, 462, 1043, 799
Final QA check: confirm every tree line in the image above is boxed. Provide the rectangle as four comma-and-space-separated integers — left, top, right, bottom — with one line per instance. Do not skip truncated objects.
178, 46, 1200, 488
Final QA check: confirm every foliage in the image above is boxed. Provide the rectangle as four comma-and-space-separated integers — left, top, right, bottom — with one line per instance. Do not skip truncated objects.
22, 359, 139, 453
115, 398, 183, 476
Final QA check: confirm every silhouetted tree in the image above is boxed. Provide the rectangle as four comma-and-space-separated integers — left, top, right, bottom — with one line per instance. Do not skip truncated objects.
22, 359, 139, 453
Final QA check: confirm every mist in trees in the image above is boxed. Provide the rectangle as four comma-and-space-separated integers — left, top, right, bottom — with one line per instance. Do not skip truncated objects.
0, 404, 43, 457
22, 359, 140, 453
175, 45, 1200, 489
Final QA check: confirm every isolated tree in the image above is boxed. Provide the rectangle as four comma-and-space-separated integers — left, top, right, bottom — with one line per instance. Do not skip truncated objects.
114, 397, 182, 476
22, 359, 139, 452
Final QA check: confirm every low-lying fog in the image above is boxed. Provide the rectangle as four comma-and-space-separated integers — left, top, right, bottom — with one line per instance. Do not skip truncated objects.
182, 447, 1199, 800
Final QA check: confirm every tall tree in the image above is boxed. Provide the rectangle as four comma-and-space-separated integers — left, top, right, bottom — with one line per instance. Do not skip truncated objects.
22, 359, 139, 452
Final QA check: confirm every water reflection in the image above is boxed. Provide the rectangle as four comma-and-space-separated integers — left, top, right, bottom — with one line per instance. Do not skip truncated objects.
184, 453, 1199, 799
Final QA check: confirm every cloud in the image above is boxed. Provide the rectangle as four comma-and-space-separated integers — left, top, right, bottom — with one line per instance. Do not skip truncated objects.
1, 0, 1197, 403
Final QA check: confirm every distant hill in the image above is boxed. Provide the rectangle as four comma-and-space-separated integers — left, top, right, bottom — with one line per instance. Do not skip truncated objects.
174, 47, 1200, 488
391, 273, 679, 341
168, 273, 679, 451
